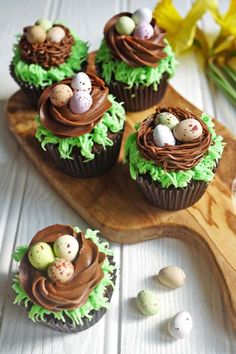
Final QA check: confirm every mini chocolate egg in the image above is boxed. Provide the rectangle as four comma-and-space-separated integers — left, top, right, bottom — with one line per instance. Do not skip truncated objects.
26, 25, 46, 44
155, 112, 179, 130
132, 8, 152, 25
53, 235, 79, 262
35, 18, 53, 31
70, 91, 92, 114
50, 84, 73, 107
46, 26, 65, 43
158, 266, 186, 289
173, 119, 203, 142
136, 289, 160, 316
134, 22, 154, 40
115, 16, 135, 35
71, 72, 92, 93
153, 124, 175, 147
28, 242, 54, 270
48, 258, 74, 284
168, 311, 193, 339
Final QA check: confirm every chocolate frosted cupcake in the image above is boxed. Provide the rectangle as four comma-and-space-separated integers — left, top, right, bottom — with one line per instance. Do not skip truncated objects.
125, 107, 224, 210
36, 72, 125, 178
10, 19, 88, 107
12, 224, 116, 332
96, 8, 177, 111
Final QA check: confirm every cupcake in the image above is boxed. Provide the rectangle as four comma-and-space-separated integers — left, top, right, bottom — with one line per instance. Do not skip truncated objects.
10, 19, 88, 107
96, 8, 177, 111
124, 107, 224, 210
12, 224, 116, 332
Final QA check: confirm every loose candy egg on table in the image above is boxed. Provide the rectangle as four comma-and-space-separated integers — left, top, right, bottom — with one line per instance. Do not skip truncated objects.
136, 289, 160, 316
46, 26, 65, 43
155, 112, 179, 130
70, 91, 93, 114
71, 72, 92, 93
26, 25, 46, 44
134, 22, 154, 40
158, 266, 186, 289
132, 8, 153, 25
35, 18, 53, 31
168, 311, 193, 339
28, 242, 55, 270
173, 118, 203, 142
115, 16, 135, 35
50, 84, 73, 107
153, 124, 176, 148
48, 258, 74, 284
53, 235, 79, 262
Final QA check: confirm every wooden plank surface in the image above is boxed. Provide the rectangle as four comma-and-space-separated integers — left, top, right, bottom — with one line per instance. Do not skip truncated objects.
0, 1, 236, 354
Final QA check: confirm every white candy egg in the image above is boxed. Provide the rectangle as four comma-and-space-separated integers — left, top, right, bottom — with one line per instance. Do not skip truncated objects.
158, 266, 186, 289
132, 8, 153, 25
46, 26, 65, 43
173, 119, 203, 142
153, 124, 175, 147
155, 112, 179, 130
53, 235, 79, 262
69, 91, 92, 114
168, 311, 193, 339
71, 72, 92, 93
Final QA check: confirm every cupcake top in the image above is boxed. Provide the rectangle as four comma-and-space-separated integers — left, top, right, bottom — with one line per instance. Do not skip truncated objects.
39, 72, 112, 137
104, 9, 166, 67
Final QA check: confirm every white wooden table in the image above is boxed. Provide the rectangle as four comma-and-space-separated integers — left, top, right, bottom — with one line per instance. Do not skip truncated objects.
0, 1, 236, 353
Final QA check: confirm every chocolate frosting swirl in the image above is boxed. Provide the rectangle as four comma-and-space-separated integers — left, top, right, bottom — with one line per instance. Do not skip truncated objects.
19, 24, 74, 69
137, 107, 212, 171
104, 12, 167, 68
39, 73, 112, 137
19, 224, 106, 311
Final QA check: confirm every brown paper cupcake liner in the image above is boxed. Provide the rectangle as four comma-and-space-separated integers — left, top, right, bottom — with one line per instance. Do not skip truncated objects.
136, 175, 208, 210
45, 131, 123, 178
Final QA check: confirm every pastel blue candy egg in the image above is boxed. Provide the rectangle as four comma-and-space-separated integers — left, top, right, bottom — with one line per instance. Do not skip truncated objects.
70, 91, 92, 114
71, 72, 92, 93
134, 22, 154, 40
132, 8, 152, 25
153, 124, 176, 147
115, 16, 135, 35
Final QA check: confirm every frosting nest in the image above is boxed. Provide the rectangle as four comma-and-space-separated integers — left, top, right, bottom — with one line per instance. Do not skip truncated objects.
19, 224, 106, 311
39, 73, 112, 137
104, 12, 167, 68
137, 107, 212, 171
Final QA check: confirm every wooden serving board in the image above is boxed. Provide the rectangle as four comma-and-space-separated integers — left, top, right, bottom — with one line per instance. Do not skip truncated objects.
6, 54, 236, 330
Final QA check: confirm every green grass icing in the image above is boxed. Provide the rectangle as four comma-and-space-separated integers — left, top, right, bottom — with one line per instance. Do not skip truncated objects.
124, 113, 224, 188
12, 32, 88, 88
35, 94, 125, 160
95, 39, 177, 89
12, 227, 115, 327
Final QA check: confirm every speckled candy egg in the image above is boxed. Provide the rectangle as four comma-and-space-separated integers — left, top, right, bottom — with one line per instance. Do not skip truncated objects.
71, 72, 92, 93
26, 25, 46, 44
134, 22, 154, 40
46, 26, 65, 43
136, 289, 160, 316
155, 112, 179, 130
53, 235, 79, 262
173, 119, 203, 142
153, 124, 175, 147
50, 84, 73, 107
35, 18, 53, 31
132, 8, 153, 25
115, 16, 135, 35
70, 91, 92, 114
158, 266, 186, 289
28, 242, 54, 270
168, 311, 193, 339
48, 258, 74, 284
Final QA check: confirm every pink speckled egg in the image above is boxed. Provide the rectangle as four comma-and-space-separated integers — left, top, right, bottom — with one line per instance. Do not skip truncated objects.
71, 72, 92, 93
173, 119, 203, 142
50, 84, 73, 107
69, 91, 92, 114
134, 22, 154, 40
48, 258, 74, 284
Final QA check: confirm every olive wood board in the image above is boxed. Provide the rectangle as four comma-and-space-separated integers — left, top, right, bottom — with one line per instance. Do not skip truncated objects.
6, 53, 236, 331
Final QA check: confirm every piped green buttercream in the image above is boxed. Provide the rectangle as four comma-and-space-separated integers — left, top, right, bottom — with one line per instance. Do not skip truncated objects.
12, 32, 88, 88
35, 94, 125, 160
95, 39, 177, 89
12, 228, 115, 327
124, 113, 224, 188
